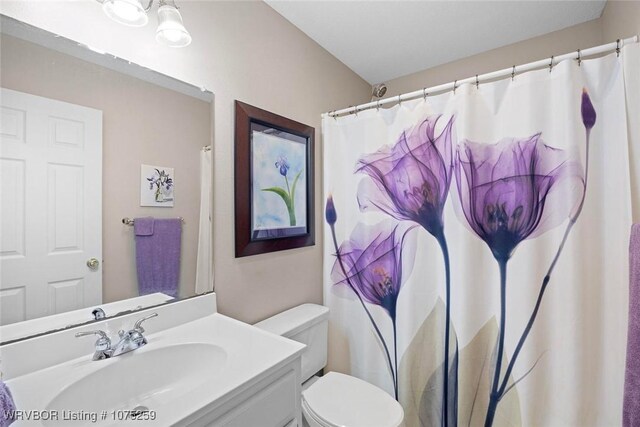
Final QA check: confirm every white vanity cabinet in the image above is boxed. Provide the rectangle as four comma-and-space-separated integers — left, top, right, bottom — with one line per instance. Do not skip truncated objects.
183, 362, 302, 427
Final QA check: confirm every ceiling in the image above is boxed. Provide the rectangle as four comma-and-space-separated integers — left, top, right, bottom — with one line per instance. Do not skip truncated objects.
265, 0, 607, 84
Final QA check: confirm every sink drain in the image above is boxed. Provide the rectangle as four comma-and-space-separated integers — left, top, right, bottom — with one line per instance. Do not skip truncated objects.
130, 406, 150, 419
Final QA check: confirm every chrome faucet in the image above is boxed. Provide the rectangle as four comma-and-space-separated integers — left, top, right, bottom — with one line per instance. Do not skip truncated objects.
76, 313, 158, 361
112, 313, 158, 356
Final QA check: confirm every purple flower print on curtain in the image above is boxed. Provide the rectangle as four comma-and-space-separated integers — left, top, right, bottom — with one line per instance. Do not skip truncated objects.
326, 195, 416, 400
330, 220, 416, 321
455, 133, 585, 261
356, 115, 457, 426
455, 90, 594, 427
356, 116, 454, 236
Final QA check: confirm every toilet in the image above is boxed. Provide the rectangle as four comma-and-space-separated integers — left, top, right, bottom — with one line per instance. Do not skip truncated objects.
254, 303, 404, 427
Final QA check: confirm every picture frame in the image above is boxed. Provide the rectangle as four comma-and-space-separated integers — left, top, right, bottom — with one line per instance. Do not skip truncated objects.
234, 101, 315, 257
140, 164, 174, 207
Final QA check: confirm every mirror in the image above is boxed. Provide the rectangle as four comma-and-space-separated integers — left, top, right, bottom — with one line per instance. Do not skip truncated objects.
0, 16, 213, 343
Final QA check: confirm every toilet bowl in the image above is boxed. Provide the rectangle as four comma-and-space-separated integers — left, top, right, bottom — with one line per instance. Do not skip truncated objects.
301, 372, 403, 427
254, 304, 404, 427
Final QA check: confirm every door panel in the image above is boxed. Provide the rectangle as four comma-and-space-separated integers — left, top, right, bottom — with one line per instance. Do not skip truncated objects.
0, 157, 25, 259
0, 88, 102, 324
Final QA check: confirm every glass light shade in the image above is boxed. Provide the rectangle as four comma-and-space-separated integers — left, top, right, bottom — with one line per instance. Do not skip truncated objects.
103, 0, 148, 27
156, 4, 192, 47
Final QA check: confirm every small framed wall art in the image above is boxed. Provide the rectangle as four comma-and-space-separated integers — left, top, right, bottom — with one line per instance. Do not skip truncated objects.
141, 164, 174, 207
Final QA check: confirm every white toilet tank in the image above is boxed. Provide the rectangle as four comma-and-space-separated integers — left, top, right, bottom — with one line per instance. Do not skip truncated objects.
254, 304, 329, 382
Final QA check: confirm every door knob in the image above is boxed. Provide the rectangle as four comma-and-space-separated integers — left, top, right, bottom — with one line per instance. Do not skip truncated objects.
87, 258, 100, 270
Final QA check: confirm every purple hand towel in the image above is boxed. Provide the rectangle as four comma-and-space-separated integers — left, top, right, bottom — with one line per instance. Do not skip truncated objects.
134, 216, 154, 236
134, 217, 181, 298
0, 380, 16, 427
624, 224, 640, 426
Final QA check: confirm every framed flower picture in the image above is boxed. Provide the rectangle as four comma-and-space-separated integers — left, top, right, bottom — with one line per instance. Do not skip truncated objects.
234, 101, 315, 257
140, 164, 174, 207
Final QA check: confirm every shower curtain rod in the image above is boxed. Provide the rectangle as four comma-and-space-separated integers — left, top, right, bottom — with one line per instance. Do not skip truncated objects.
323, 35, 639, 118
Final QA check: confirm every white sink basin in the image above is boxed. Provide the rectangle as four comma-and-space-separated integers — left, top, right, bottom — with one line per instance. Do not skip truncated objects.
4, 313, 304, 426
45, 343, 226, 425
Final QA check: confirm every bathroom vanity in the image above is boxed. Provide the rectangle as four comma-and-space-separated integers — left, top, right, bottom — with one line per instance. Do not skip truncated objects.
1, 294, 305, 426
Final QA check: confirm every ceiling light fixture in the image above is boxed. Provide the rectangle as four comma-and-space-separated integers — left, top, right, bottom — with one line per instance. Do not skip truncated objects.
156, 0, 192, 47
102, 0, 148, 27
96, 0, 191, 47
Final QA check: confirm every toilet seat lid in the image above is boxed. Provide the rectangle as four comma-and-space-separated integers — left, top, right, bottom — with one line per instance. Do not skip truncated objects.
302, 372, 404, 427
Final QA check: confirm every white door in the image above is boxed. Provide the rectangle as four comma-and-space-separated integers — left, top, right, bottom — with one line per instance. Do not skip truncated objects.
0, 88, 102, 325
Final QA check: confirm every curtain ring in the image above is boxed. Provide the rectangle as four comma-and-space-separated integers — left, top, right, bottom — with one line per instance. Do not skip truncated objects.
511, 65, 516, 81
354, 106, 358, 116
549, 56, 554, 73
577, 49, 582, 67
475, 74, 479, 89
376, 100, 381, 111
453, 80, 457, 94
616, 39, 621, 57
423, 88, 428, 101
397, 95, 402, 106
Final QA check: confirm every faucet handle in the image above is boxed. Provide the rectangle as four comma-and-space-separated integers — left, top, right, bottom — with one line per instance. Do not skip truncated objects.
75, 329, 108, 339
75, 330, 111, 351
133, 312, 158, 333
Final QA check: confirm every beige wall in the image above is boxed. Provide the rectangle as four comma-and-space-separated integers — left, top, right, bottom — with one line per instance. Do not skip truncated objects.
0, 0, 372, 324
0, 35, 211, 303
386, 0, 639, 97
601, 0, 640, 42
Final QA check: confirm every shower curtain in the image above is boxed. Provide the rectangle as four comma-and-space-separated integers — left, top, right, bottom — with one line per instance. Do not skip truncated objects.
323, 46, 639, 426
195, 147, 213, 294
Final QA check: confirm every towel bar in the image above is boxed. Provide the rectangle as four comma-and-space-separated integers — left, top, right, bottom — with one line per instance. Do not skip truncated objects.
122, 217, 185, 225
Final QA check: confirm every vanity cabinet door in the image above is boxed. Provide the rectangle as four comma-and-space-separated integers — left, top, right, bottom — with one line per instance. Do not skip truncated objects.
219, 369, 298, 427
184, 361, 302, 427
